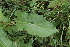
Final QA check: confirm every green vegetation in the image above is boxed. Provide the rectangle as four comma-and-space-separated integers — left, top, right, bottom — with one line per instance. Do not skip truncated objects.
0, 0, 70, 47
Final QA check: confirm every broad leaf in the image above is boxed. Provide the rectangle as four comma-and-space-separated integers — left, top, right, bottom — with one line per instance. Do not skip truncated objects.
14, 11, 58, 37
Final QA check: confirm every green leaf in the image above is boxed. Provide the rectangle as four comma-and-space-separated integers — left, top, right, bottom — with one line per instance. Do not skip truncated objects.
5, 26, 18, 35
16, 39, 26, 47
0, 29, 12, 47
48, 0, 68, 8
14, 10, 28, 22
0, 40, 5, 47
14, 11, 58, 37
0, 8, 10, 22
16, 22, 58, 37
66, 21, 70, 39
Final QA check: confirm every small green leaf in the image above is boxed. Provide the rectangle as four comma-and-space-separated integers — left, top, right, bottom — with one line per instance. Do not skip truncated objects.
0, 8, 10, 22
48, 0, 68, 8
